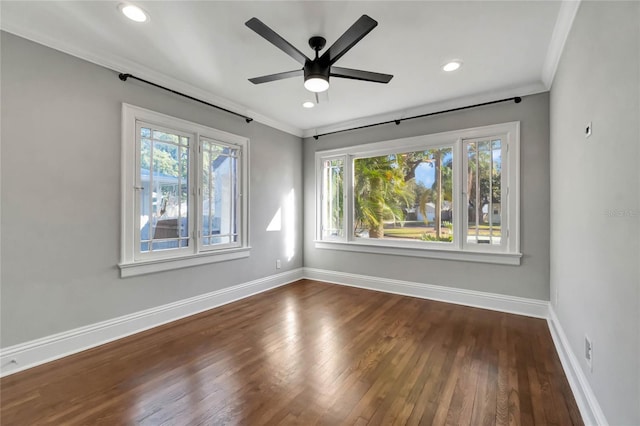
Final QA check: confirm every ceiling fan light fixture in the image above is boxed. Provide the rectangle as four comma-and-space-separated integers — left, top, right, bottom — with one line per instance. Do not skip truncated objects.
442, 60, 462, 72
304, 76, 329, 93
119, 3, 149, 22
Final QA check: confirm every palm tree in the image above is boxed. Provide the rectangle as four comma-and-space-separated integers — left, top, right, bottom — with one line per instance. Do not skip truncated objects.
354, 155, 413, 238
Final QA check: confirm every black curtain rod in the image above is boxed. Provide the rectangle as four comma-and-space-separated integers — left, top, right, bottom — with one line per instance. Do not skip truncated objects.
118, 73, 254, 123
313, 96, 522, 140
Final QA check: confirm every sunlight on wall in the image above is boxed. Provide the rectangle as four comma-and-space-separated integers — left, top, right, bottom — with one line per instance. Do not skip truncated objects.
265, 189, 296, 262
284, 189, 296, 261
266, 208, 282, 232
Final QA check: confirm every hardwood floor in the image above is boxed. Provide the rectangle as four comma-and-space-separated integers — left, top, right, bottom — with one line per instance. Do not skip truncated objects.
0, 280, 582, 425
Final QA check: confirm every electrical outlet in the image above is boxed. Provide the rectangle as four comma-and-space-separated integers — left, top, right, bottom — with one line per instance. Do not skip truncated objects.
584, 336, 593, 371
585, 121, 592, 138
276, 259, 281, 269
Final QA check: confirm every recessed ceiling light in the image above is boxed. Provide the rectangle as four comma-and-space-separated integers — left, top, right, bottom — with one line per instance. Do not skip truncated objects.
119, 3, 149, 23
302, 101, 315, 109
442, 61, 462, 72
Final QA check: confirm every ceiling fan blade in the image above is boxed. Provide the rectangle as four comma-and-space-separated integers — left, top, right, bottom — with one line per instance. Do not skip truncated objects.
319, 15, 378, 66
330, 67, 393, 83
245, 18, 310, 65
248, 69, 303, 84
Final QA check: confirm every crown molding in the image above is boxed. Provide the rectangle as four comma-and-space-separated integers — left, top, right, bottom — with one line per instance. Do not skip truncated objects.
302, 82, 547, 139
3, 0, 574, 142
0, 23, 305, 138
541, 0, 582, 89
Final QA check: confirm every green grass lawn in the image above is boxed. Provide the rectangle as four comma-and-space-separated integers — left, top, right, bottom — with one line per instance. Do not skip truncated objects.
382, 224, 500, 239
383, 228, 428, 238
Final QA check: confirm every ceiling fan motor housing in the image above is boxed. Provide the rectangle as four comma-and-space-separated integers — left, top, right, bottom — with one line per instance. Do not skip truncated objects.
308, 36, 327, 52
304, 59, 330, 82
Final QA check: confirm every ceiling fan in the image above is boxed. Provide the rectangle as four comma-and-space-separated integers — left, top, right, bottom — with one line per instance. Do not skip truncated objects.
245, 15, 393, 93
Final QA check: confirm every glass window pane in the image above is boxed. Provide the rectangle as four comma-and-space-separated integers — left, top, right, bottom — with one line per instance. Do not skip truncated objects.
353, 148, 453, 243
139, 128, 189, 253
466, 139, 502, 245
322, 159, 344, 238
201, 140, 239, 248
153, 130, 180, 144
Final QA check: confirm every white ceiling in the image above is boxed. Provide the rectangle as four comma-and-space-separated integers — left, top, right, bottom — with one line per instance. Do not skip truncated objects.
0, 1, 577, 137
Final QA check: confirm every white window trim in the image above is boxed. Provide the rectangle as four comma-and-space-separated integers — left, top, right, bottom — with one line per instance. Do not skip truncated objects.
119, 104, 250, 277
314, 121, 521, 265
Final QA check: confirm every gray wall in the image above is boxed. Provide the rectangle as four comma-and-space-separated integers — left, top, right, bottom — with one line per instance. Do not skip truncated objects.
549, 2, 640, 425
0, 32, 303, 347
304, 92, 550, 300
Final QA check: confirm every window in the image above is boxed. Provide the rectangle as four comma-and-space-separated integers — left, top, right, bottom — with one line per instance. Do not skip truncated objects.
321, 157, 345, 240
315, 122, 521, 265
120, 104, 249, 277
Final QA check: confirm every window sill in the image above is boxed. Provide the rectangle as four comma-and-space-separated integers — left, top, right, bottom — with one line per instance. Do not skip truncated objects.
119, 247, 251, 277
314, 241, 521, 265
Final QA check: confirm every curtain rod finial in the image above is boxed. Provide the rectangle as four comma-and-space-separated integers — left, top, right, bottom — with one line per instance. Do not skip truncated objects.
119, 73, 130, 81
514, 97, 522, 103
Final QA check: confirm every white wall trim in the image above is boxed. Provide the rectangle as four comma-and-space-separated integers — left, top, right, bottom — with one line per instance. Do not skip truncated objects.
0, 268, 304, 377
0, 265, 607, 426
314, 241, 522, 265
541, 0, 581, 89
303, 267, 548, 319
547, 306, 608, 426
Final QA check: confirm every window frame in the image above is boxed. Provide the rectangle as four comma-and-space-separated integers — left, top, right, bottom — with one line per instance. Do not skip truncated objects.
198, 136, 244, 253
133, 120, 195, 262
314, 122, 521, 265
120, 104, 250, 277
319, 155, 348, 241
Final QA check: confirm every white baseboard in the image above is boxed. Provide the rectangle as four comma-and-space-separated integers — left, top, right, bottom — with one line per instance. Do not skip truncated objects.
0, 266, 607, 426
303, 267, 549, 318
547, 306, 608, 426
0, 268, 303, 377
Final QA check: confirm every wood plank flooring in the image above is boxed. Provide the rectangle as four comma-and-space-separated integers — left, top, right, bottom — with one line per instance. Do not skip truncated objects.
0, 280, 582, 425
